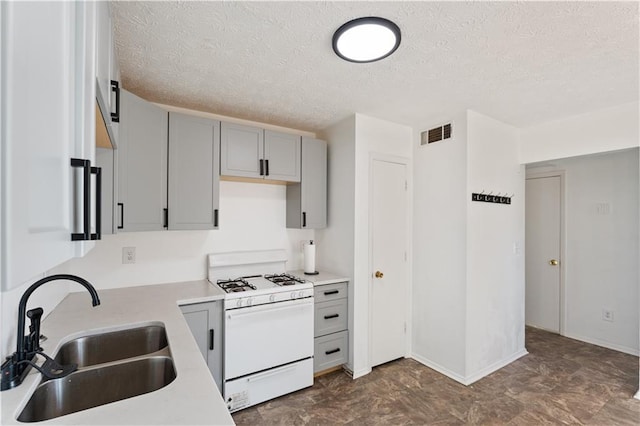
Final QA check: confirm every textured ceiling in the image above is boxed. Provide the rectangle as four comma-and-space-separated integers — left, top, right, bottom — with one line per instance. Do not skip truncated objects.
112, 1, 639, 133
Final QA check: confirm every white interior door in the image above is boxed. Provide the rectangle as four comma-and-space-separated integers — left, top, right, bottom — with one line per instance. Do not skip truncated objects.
525, 175, 562, 333
370, 158, 408, 367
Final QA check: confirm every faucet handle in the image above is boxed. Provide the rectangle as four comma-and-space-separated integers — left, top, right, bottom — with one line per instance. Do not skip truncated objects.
26, 308, 44, 353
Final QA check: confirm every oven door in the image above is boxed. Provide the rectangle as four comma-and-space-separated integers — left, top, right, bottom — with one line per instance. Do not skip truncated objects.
224, 297, 313, 380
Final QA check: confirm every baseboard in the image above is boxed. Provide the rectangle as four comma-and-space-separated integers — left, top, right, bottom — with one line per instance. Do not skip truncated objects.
351, 366, 372, 379
411, 349, 528, 386
635, 390, 640, 401
410, 353, 467, 385
464, 349, 528, 385
562, 332, 639, 356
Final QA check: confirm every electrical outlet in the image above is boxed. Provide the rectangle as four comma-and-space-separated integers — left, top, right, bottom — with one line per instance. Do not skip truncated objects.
122, 247, 136, 264
602, 309, 614, 322
300, 240, 306, 253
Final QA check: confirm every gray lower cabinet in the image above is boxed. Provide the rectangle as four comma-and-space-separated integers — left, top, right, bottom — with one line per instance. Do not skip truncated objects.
117, 89, 168, 231
168, 113, 220, 230
313, 282, 349, 373
180, 301, 223, 391
287, 137, 327, 229
220, 122, 301, 182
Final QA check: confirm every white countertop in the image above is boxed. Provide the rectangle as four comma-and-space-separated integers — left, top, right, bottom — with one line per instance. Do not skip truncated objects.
289, 270, 348, 286
1, 280, 234, 425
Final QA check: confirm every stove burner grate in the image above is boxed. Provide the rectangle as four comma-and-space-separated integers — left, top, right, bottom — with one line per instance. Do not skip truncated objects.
217, 278, 257, 293
264, 273, 306, 286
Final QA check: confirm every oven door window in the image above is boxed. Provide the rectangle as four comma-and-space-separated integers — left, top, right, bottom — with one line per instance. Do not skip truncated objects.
224, 298, 313, 380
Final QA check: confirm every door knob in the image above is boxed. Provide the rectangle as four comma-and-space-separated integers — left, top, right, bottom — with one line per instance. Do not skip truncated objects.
549, 259, 559, 266
374, 271, 384, 278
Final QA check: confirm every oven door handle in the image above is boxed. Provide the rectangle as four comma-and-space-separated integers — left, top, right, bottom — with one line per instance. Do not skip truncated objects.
226, 298, 312, 320
246, 363, 298, 383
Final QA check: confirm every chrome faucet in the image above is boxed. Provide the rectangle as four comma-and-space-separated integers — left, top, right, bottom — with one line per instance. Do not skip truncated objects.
1, 274, 100, 391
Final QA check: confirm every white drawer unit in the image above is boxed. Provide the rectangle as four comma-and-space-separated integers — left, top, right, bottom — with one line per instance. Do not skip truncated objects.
314, 331, 348, 373
313, 281, 349, 373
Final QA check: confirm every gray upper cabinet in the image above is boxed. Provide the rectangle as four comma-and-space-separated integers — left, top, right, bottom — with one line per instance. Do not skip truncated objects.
168, 113, 220, 230
95, 1, 120, 147
264, 130, 301, 181
221, 122, 301, 182
117, 90, 168, 232
220, 122, 263, 178
287, 137, 327, 229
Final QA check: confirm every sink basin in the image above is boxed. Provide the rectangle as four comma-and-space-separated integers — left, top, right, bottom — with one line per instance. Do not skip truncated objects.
17, 355, 177, 422
54, 324, 168, 367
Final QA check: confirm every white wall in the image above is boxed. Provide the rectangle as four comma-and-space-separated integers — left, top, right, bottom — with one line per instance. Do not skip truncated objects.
412, 110, 526, 384
315, 116, 356, 371
527, 149, 639, 355
412, 111, 469, 379
58, 181, 313, 289
316, 114, 412, 378
465, 111, 526, 380
519, 102, 639, 164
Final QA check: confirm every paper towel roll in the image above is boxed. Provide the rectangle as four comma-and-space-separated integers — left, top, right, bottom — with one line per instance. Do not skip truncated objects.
304, 241, 316, 274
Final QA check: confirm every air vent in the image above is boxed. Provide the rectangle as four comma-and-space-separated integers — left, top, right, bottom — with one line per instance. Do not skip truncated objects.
421, 123, 452, 145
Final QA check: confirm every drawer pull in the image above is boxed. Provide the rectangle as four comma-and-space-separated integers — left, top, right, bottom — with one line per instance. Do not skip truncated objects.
325, 348, 341, 355
324, 313, 339, 320
324, 290, 339, 295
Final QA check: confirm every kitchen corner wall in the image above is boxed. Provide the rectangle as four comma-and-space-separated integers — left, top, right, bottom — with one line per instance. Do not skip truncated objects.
316, 113, 413, 379
412, 110, 526, 385
56, 181, 314, 290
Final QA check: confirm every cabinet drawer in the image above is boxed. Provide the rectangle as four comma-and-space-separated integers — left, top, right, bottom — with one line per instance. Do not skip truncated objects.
314, 282, 347, 303
314, 331, 348, 373
314, 299, 347, 337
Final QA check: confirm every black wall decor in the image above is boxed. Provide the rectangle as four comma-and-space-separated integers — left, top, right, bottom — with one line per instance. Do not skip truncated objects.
471, 192, 512, 205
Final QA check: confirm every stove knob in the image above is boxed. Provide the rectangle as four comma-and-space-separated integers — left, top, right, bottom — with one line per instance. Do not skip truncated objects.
236, 299, 243, 308
269, 294, 276, 302
246, 298, 253, 306
290, 292, 297, 299
298, 291, 305, 298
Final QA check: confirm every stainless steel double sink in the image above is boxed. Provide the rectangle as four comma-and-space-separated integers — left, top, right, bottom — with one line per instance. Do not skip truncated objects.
18, 323, 176, 422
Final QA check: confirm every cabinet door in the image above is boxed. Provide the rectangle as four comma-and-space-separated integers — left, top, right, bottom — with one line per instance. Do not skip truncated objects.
95, 148, 115, 234
180, 302, 223, 391
1, 1, 78, 290
220, 122, 263, 178
263, 131, 300, 182
95, 1, 111, 120
168, 113, 220, 230
117, 90, 168, 231
286, 138, 327, 229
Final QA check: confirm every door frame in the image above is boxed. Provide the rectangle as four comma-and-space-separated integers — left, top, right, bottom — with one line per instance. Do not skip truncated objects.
367, 152, 412, 368
525, 169, 567, 335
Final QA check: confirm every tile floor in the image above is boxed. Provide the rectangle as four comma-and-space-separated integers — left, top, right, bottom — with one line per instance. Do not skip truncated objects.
232, 327, 640, 425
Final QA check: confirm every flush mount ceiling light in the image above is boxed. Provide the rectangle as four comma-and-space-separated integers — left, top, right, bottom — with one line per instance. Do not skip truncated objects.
332, 17, 401, 63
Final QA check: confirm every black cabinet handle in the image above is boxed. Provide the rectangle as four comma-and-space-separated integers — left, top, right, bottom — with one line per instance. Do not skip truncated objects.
214, 209, 219, 227
324, 313, 339, 320
302, 212, 307, 227
163, 208, 168, 228
117, 203, 124, 229
110, 80, 120, 122
259, 159, 264, 176
265, 159, 269, 176
324, 290, 339, 295
71, 158, 91, 241
90, 166, 101, 240
325, 348, 341, 355
209, 329, 214, 350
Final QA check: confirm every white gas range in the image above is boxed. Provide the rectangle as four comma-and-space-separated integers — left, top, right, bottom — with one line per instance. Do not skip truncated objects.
207, 250, 314, 413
